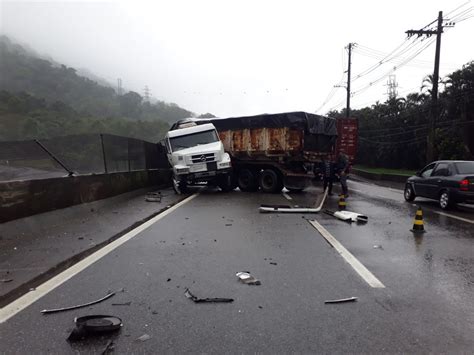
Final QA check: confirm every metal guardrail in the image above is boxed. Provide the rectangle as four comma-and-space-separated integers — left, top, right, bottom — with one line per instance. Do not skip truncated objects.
0, 134, 169, 182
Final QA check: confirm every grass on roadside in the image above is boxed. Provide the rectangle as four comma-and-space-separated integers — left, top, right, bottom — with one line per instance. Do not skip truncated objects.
353, 165, 416, 176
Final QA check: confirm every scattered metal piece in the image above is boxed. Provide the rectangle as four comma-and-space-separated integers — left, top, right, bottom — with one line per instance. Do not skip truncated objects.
259, 187, 328, 213
112, 301, 131, 306
145, 191, 162, 202
324, 297, 358, 304
225, 224, 232, 226
42, 292, 115, 314
269, 262, 277, 266
373, 245, 384, 250
184, 288, 233, 303
67, 315, 122, 342
136, 334, 151, 342
236, 271, 261, 285
0, 279, 13, 283
101, 340, 115, 355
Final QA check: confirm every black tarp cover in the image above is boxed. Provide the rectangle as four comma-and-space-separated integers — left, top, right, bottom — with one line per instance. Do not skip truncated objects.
171, 112, 337, 136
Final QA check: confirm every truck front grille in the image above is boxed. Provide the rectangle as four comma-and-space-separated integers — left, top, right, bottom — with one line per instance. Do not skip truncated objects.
191, 153, 215, 163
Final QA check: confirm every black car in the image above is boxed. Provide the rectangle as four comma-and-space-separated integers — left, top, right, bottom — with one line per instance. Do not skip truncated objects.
404, 160, 474, 209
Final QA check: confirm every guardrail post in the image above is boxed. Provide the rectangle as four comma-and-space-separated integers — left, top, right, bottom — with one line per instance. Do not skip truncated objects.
100, 134, 108, 173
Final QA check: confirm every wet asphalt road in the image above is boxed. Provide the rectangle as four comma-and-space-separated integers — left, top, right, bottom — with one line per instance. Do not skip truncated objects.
1, 180, 473, 353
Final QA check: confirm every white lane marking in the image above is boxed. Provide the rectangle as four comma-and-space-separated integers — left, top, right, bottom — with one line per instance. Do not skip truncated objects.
282, 192, 292, 201
308, 220, 385, 288
0, 193, 200, 324
351, 188, 363, 193
388, 187, 403, 194
433, 211, 474, 224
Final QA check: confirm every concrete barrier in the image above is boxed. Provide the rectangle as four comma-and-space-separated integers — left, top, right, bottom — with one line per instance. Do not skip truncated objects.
0, 169, 171, 223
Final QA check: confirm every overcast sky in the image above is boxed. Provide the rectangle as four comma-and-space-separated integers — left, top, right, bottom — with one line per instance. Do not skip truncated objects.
1, 0, 473, 117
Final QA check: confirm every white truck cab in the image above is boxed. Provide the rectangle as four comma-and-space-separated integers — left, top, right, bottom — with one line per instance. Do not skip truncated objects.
164, 121, 233, 193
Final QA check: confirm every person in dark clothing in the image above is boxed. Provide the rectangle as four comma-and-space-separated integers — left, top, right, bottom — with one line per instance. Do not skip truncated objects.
319, 157, 335, 195
336, 153, 350, 197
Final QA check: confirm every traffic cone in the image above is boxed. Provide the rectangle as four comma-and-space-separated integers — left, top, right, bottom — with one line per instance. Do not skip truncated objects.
338, 194, 346, 211
410, 206, 426, 233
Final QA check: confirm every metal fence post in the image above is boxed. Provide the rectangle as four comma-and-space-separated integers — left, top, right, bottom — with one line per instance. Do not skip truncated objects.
100, 134, 108, 174
35, 139, 74, 176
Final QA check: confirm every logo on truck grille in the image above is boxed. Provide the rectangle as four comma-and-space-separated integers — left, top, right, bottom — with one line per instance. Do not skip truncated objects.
200, 155, 207, 162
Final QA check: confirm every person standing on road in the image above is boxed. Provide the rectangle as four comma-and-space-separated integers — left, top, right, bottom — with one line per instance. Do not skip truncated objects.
319, 156, 335, 195
336, 153, 350, 197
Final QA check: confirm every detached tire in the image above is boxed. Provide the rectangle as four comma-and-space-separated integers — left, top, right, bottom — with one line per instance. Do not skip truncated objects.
404, 184, 416, 202
238, 169, 258, 192
259, 169, 284, 193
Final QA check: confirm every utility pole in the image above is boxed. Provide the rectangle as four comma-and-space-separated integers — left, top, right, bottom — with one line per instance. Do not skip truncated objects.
385, 75, 398, 100
406, 11, 454, 162
346, 43, 353, 118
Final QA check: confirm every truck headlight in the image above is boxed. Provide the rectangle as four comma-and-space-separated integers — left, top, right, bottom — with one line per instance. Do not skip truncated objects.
218, 161, 231, 169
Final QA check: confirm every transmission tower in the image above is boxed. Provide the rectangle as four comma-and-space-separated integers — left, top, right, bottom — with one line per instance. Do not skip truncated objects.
117, 78, 123, 96
385, 75, 398, 100
143, 85, 151, 102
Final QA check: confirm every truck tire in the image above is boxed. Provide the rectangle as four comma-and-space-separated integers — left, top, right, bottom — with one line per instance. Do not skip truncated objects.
259, 169, 284, 193
172, 177, 188, 194
217, 174, 235, 192
238, 169, 258, 192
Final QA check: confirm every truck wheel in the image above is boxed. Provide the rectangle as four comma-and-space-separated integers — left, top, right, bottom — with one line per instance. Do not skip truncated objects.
172, 177, 188, 194
259, 169, 284, 193
238, 169, 258, 192
217, 174, 235, 192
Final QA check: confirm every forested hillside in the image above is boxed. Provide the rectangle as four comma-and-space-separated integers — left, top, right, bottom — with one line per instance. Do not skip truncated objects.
0, 35, 194, 142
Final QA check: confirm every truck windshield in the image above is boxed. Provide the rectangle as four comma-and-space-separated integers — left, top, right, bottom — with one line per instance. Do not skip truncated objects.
169, 130, 219, 152
455, 162, 474, 174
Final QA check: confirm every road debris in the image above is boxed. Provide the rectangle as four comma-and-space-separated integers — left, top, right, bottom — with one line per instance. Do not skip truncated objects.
324, 297, 358, 304
236, 271, 261, 285
269, 262, 278, 265
0, 278, 13, 283
101, 340, 115, 354
136, 334, 151, 342
41, 292, 115, 314
259, 187, 328, 213
145, 191, 162, 202
112, 301, 131, 306
184, 288, 234, 303
325, 210, 368, 223
67, 315, 122, 342
373, 245, 384, 250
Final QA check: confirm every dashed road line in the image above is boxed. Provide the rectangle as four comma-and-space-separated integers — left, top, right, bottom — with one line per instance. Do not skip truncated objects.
0, 193, 200, 324
308, 219, 385, 289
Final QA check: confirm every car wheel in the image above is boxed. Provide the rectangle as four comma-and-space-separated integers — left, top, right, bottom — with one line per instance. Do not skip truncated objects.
259, 169, 284, 193
439, 190, 451, 210
404, 184, 416, 202
237, 169, 258, 192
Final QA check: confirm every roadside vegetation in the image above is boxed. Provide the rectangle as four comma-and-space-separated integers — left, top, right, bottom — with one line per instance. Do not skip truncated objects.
329, 61, 474, 169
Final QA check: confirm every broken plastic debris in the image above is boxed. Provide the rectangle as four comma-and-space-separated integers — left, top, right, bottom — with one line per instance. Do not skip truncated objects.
0, 279, 13, 283
184, 288, 233, 303
373, 245, 384, 250
324, 297, 358, 304
269, 262, 277, 266
67, 315, 122, 342
42, 292, 115, 314
145, 191, 162, 202
236, 271, 261, 285
136, 334, 151, 342
325, 210, 368, 223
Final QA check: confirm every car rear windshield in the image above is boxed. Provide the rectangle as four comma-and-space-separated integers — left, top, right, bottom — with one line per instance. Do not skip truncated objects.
170, 130, 219, 152
455, 162, 474, 174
